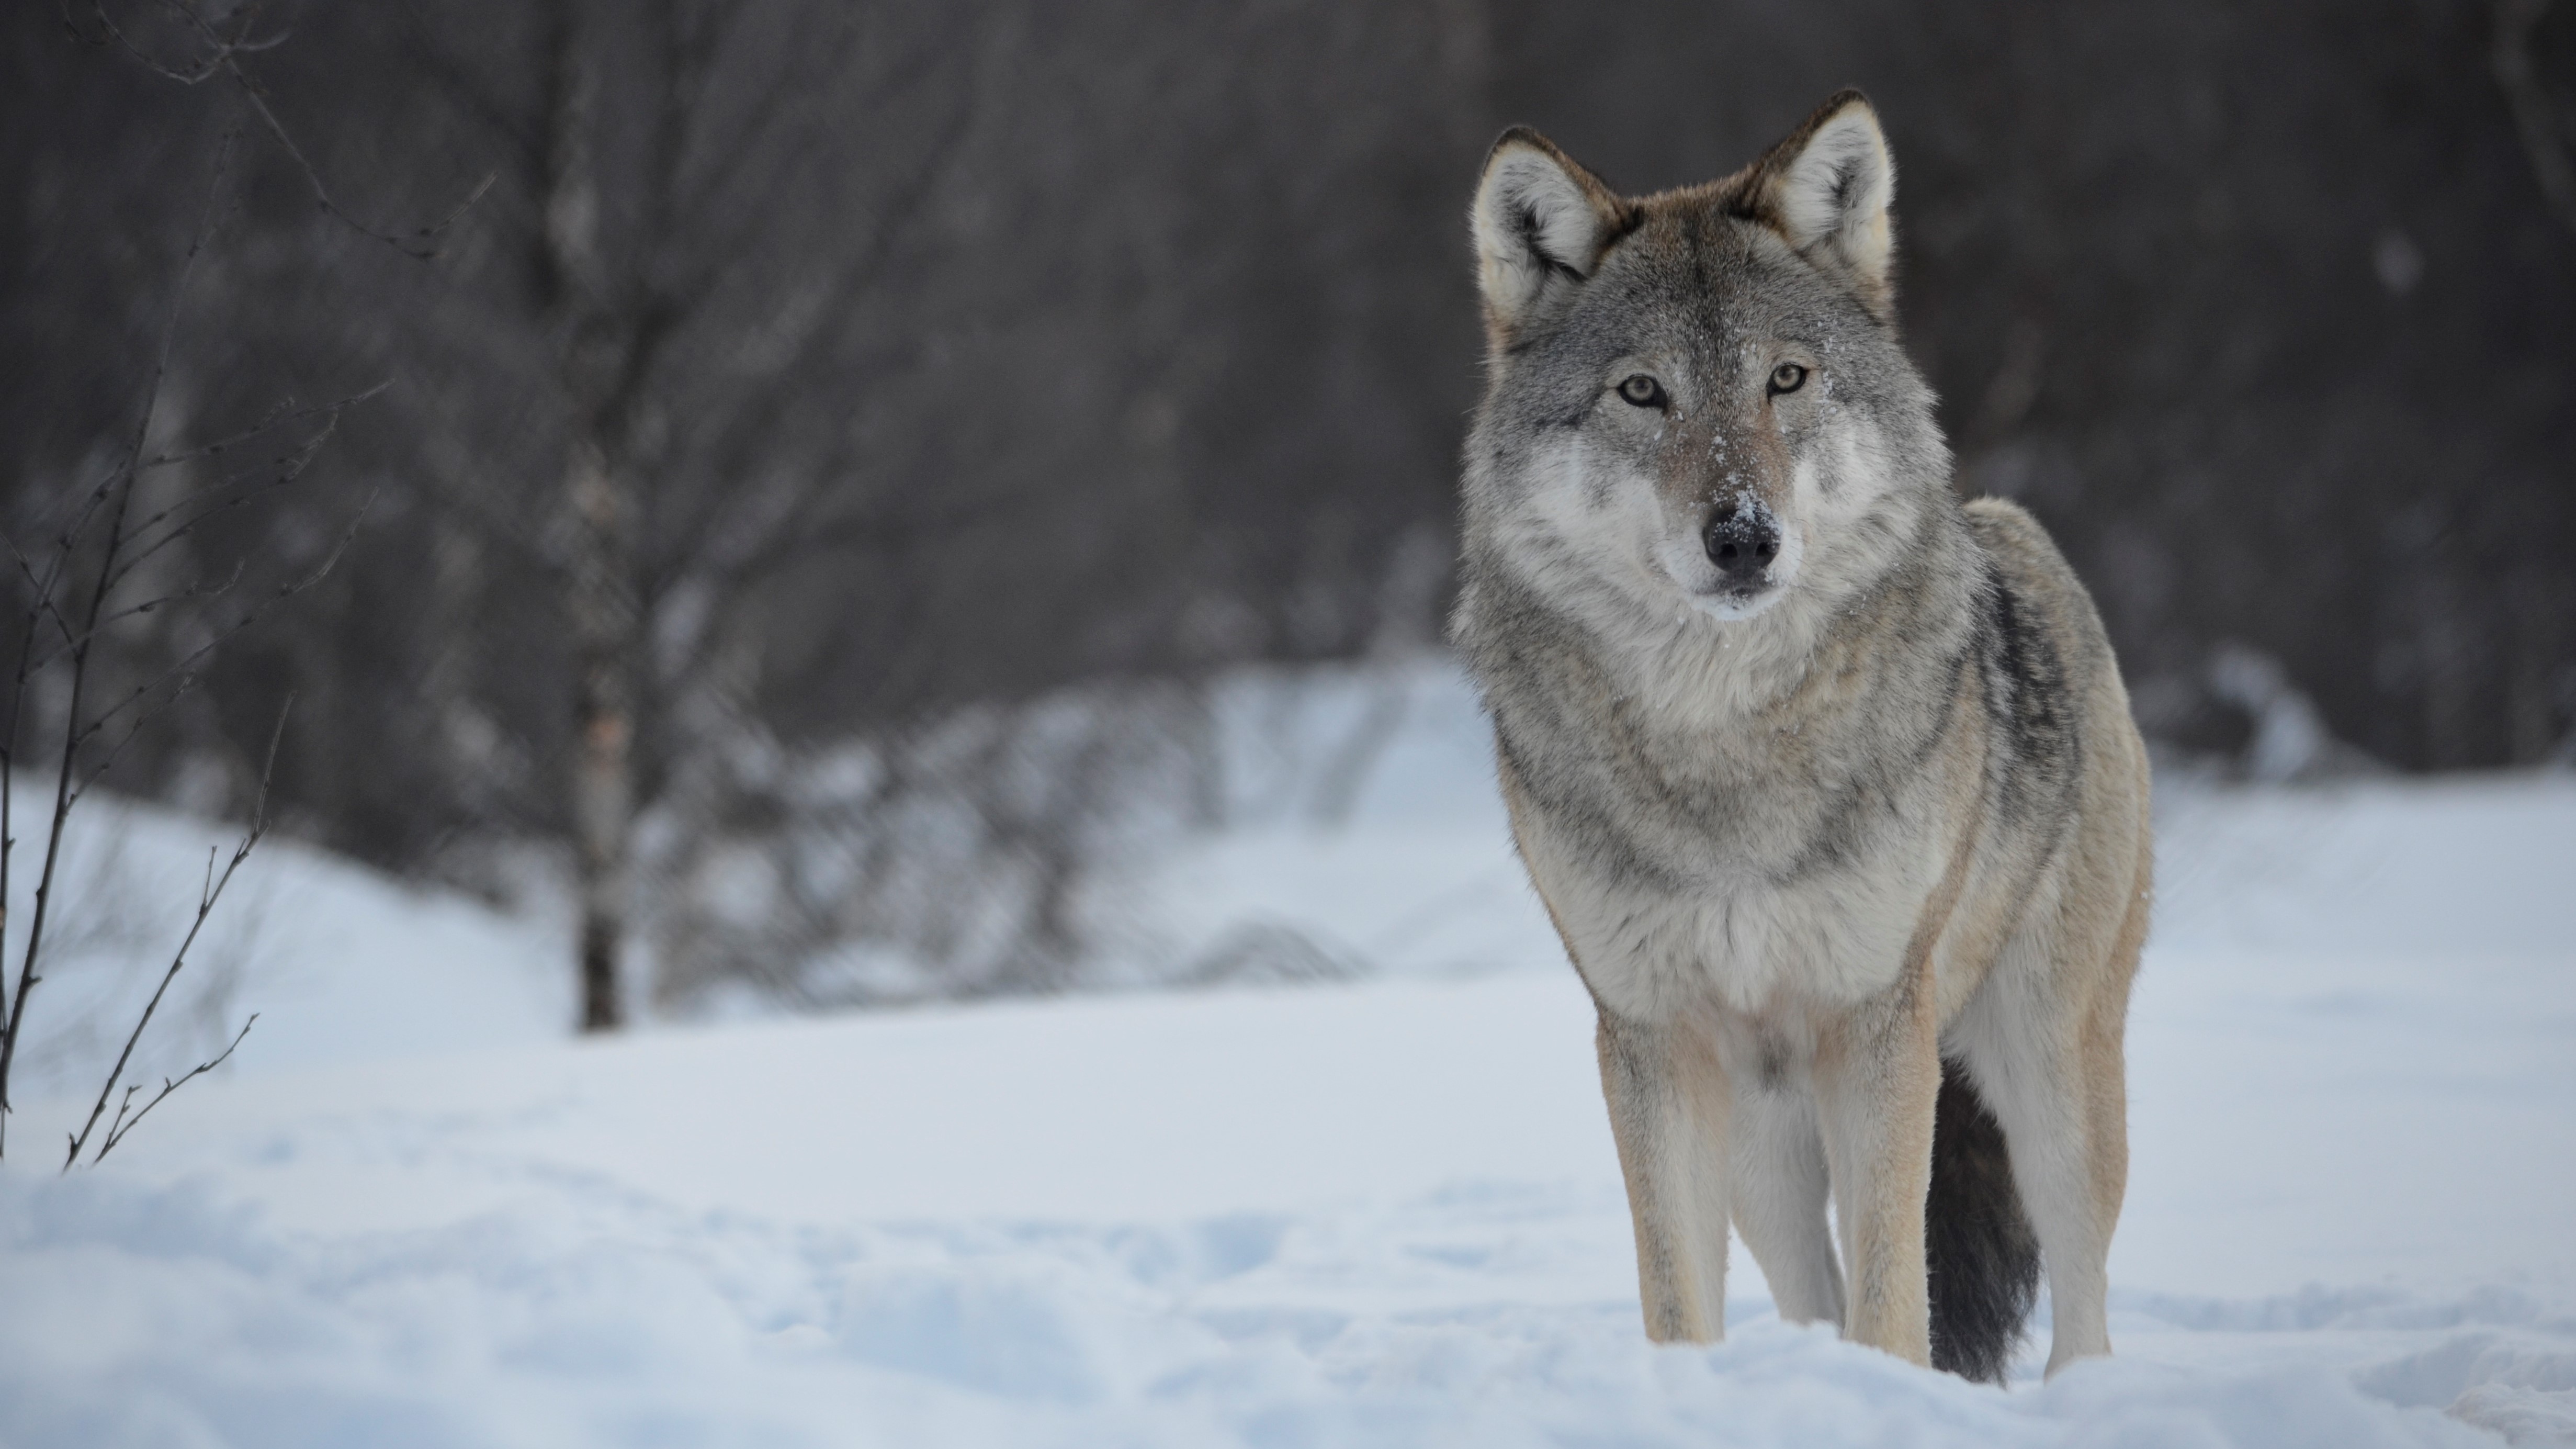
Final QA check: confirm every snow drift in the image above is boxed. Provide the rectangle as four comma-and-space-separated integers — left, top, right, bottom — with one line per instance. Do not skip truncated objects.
2, 661, 2571, 1447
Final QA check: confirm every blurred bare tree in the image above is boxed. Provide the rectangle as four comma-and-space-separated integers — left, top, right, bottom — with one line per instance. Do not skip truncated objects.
377, 0, 987, 1028
5, 0, 2570, 1024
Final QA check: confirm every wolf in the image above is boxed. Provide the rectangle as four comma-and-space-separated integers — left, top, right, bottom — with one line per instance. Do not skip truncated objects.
1448, 91, 2153, 1383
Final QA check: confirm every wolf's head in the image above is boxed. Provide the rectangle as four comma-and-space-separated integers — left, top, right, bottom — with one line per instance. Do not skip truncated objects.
1462, 92, 1950, 637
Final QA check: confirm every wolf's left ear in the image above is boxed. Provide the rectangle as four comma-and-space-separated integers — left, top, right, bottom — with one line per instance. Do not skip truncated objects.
1748, 91, 1897, 321
1472, 128, 1632, 340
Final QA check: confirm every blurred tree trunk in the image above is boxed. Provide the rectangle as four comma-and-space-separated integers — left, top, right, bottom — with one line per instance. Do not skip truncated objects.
540, 2, 637, 1032
563, 444, 635, 1034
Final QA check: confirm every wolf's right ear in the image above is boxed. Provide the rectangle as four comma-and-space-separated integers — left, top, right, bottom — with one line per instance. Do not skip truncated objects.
1744, 91, 1898, 321
1472, 129, 1631, 340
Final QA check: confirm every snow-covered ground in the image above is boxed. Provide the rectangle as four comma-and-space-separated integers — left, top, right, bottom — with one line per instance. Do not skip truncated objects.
3, 661, 2572, 1447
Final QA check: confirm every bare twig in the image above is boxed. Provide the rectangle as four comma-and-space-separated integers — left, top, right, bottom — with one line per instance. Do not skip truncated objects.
62, 704, 287, 1169
0, 530, 82, 650
141, 380, 391, 470
230, 61, 498, 259
4, 0, 382, 1164
0, 127, 366, 1156
73, 0, 493, 257
17, 559, 249, 677
91, 1014, 257, 1164
0, 121, 237, 1148
63, 0, 269, 86
63, 491, 375, 808
101, 382, 386, 599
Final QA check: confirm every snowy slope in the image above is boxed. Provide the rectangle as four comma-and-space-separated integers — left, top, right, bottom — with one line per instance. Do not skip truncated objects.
0, 791, 566, 1103
3, 662, 2573, 1447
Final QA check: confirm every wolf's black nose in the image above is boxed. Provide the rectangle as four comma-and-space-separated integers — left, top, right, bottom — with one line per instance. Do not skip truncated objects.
1703, 501, 1781, 581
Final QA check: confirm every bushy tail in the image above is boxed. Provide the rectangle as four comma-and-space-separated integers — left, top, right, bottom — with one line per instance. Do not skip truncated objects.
1925, 1059, 2041, 1384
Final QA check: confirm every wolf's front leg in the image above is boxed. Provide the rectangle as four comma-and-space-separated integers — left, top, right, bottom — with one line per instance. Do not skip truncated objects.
1814, 996, 1941, 1366
1596, 1008, 1734, 1342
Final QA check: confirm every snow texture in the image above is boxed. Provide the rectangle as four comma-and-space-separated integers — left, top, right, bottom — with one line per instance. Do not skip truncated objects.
3, 660, 2572, 1447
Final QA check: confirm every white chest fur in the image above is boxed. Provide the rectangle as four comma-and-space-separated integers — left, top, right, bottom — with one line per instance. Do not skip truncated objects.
1513, 790, 1942, 1025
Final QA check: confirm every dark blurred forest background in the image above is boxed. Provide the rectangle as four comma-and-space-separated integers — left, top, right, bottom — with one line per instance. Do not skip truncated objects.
5, 0, 2572, 1019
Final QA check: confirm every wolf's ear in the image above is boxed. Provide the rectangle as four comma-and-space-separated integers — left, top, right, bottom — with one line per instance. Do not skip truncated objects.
1747, 91, 1897, 320
1472, 128, 1631, 339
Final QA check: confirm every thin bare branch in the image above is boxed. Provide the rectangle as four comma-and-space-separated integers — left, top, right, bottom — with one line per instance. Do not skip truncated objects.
95, 1083, 144, 1154
63, 703, 287, 1169
78, 0, 494, 256
141, 379, 391, 470
0, 531, 82, 653
231, 66, 498, 259
63, 491, 374, 805
100, 469, 309, 601
104, 384, 383, 597
92, 1014, 258, 1164
66, 0, 267, 85
0, 119, 236, 1147
9, 468, 135, 670
19, 560, 248, 678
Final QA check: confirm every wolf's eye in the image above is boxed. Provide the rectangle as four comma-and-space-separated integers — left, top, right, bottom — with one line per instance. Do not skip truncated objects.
1615, 374, 1667, 408
1768, 363, 1810, 395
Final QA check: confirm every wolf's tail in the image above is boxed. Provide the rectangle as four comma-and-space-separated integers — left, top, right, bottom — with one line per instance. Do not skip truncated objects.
1925, 1058, 2042, 1384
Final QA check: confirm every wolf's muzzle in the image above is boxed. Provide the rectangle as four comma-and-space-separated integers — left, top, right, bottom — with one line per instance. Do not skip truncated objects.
1702, 501, 1781, 586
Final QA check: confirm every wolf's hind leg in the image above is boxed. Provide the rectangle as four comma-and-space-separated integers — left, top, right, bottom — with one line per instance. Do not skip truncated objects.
1596, 1009, 1733, 1342
1962, 987, 2128, 1376
1727, 1084, 1845, 1327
